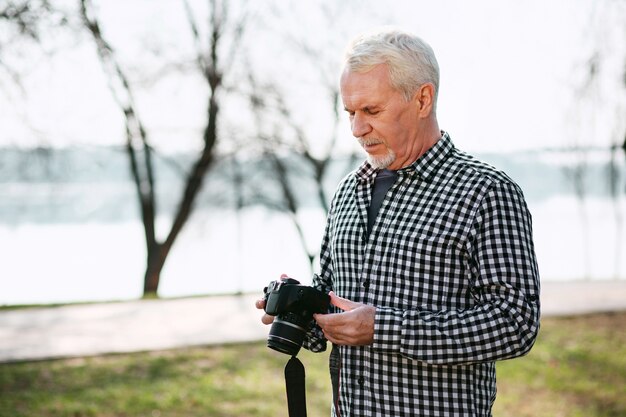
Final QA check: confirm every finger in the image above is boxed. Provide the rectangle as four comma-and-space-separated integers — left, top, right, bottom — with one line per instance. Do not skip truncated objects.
322, 330, 341, 345
315, 307, 375, 346
313, 312, 330, 326
280, 273, 289, 278
255, 298, 266, 310
261, 314, 275, 325
320, 324, 353, 346
329, 291, 363, 312
315, 314, 351, 345
314, 311, 348, 331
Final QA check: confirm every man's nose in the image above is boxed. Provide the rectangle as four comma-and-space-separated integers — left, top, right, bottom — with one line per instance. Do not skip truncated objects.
351, 113, 371, 138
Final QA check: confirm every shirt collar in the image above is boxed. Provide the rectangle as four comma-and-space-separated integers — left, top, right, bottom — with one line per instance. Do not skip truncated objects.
355, 131, 454, 182
355, 160, 378, 182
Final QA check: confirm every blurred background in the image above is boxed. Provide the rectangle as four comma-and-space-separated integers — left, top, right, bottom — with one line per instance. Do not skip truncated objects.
1, 0, 625, 306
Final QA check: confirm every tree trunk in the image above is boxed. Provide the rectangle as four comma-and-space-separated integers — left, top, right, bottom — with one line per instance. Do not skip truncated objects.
143, 243, 171, 295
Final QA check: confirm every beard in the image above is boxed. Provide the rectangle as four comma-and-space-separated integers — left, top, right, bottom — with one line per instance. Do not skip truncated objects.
358, 137, 396, 169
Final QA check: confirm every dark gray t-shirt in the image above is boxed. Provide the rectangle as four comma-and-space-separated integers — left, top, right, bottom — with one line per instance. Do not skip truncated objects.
367, 169, 398, 235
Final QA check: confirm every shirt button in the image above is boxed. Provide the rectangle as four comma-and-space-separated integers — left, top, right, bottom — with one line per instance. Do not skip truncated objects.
358, 377, 365, 386
363, 279, 370, 290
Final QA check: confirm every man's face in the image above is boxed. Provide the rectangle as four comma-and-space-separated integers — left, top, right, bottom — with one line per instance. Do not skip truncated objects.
340, 64, 422, 170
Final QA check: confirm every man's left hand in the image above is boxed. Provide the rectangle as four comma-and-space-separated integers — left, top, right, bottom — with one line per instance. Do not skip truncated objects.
313, 292, 376, 346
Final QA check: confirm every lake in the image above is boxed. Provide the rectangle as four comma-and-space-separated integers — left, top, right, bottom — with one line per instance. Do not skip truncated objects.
1, 148, 625, 305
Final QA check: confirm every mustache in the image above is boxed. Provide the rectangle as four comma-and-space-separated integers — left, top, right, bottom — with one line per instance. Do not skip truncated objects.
357, 137, 384, 146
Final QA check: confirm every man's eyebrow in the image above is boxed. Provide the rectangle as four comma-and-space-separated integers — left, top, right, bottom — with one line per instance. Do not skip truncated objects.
344, 105, 379, 112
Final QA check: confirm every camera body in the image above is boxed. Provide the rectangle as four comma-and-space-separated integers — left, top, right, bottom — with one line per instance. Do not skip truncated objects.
263, 278, 330, 356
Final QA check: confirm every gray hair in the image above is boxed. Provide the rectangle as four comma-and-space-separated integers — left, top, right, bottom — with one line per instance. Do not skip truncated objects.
343, 28, 440, 105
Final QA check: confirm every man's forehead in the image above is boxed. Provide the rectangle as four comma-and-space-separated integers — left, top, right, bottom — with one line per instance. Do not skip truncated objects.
340, 66, 395, 107
341, 89, 378, 106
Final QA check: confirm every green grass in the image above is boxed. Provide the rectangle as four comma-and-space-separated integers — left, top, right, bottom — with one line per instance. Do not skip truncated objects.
493, 312, 626, 417
1, 312, 625, 417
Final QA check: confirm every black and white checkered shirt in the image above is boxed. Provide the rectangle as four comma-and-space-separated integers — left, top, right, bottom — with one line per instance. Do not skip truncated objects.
304, 132, 540, 417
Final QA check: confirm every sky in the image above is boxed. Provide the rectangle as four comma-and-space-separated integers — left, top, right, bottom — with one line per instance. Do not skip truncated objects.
1, 0, 625, 153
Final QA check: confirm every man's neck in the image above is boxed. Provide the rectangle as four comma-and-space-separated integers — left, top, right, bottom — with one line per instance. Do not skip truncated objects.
392, 120, 441, 170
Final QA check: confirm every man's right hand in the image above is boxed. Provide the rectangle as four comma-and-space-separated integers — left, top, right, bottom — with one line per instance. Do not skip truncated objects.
255, 297, 275, 325
255, 273, 290, 325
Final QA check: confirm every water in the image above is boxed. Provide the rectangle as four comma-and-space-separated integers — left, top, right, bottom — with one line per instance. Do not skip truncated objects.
0, 207, 326, 305
1, 147, 625, 305
529, 195, 625, 281
1, 193, 625, 306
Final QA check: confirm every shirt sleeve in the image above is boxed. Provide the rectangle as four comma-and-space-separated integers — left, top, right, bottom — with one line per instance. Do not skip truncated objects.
372, 181, 540, 365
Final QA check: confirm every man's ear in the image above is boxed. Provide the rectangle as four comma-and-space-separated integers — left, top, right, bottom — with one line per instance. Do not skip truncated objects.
414, 83, 436, 118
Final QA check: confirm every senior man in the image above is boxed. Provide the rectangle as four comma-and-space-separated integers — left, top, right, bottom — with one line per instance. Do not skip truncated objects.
258, 28, 540, 417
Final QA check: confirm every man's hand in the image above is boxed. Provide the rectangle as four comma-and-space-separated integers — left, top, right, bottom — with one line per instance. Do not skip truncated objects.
313, 292, 376, 346
255, 273, 290, 325
255, 297, 275, 325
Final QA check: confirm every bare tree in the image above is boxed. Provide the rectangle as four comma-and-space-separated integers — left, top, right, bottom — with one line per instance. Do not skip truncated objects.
0, 0, 74, 142
588, 0, 626, 279
236, 3, 365, 273
0, 0, 79, 201
244, 66, 359, 272
0, 1, 58, 89
79, 0, 247, 296
562, 0, 626, 279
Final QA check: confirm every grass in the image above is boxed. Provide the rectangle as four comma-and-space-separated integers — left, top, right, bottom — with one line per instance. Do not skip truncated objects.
493, 312, 626, 417
1, 312, 625, 417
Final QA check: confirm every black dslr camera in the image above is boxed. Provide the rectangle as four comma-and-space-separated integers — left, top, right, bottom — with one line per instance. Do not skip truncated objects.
263, 278, 330, 356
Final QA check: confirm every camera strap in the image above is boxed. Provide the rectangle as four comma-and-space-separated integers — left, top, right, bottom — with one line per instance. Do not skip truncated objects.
284, 356, 307, 417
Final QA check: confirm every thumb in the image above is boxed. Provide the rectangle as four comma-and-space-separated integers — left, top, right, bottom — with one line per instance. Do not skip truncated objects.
329, 291, 362, 312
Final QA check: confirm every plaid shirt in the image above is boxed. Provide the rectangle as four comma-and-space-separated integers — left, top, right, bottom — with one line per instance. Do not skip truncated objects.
304, 132, 540, 417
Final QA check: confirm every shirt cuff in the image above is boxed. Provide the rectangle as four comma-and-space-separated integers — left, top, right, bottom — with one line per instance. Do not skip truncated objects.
372, 307, 403, 353
303, 323, 328, 353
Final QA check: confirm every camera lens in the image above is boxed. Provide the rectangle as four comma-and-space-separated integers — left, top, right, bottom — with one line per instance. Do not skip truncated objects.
267, 314, 308, 356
